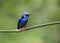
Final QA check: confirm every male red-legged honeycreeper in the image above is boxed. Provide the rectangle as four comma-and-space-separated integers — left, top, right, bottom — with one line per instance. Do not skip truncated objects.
17, 12, 31, 31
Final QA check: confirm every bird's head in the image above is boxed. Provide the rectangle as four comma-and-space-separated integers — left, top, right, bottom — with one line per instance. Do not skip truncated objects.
21, 12, 32, 19
23, 12, 31, 18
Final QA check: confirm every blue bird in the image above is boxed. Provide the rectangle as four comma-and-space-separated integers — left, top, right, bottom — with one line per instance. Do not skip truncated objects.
17, 12, 31, 31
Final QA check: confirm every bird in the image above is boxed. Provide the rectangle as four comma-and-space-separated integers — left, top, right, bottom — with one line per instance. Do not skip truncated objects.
17, 12, 31, 31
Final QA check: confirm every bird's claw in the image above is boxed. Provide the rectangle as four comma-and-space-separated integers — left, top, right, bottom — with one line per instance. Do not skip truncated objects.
18, 29, 23, 32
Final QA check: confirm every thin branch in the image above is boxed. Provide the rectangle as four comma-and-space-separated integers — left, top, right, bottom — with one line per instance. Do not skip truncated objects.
0, 21, 60, 33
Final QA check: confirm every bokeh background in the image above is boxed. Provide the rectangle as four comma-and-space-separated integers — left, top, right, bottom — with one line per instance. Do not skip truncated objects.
0, 0, 60, 43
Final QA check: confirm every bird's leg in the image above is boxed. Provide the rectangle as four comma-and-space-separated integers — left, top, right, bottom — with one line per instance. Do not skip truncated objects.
18, 28, 23, 32
23, 26, 28, 30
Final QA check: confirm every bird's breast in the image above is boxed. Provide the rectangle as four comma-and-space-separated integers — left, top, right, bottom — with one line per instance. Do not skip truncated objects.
23, 18, 28, 21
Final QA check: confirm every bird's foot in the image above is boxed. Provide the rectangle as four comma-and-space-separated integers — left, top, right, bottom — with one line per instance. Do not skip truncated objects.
18, 29, 23, 32
24, 27, 28, 30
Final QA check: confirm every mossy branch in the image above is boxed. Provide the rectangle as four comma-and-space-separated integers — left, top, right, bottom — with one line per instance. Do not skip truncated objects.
0, 21, 60, 33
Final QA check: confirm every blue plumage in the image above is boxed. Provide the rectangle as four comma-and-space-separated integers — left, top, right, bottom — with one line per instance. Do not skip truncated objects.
17, 12, 30, 30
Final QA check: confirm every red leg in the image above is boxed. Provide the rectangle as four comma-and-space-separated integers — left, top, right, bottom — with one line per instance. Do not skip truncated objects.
23, 26, 28, 30
18, 28, 23, 32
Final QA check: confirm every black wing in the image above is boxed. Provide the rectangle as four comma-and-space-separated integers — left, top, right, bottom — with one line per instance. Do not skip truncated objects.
17, 19, 21, 29
17, 15, 24, 29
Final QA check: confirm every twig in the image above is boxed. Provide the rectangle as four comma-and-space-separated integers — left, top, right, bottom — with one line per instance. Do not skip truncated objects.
0, 21, 60, 33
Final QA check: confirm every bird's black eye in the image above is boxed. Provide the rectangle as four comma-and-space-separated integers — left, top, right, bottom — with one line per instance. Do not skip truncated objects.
21, 16, 24, 18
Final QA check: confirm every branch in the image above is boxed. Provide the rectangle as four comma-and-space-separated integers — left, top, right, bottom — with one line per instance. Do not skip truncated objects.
0, 21, 60, 33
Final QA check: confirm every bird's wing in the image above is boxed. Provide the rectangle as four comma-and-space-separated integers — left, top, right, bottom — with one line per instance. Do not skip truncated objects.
20, 19, 28, 26
17, 19, 21, 29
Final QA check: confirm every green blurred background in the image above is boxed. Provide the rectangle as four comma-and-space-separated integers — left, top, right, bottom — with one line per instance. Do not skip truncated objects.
0, 0, 60, 43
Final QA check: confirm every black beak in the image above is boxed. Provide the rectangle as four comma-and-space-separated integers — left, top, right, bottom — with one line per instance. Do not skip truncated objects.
29, 14, 32, 16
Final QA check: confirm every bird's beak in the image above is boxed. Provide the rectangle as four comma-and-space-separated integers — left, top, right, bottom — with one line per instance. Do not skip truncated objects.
29, 14, 32, 16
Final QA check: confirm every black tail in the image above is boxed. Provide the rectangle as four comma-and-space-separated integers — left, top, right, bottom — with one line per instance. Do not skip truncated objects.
17, 20, 21, 29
